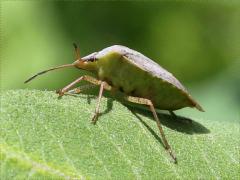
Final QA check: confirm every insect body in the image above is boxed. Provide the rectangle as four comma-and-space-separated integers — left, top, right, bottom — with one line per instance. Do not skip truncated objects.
85, 46, 203, 111
25, 44, 204, 163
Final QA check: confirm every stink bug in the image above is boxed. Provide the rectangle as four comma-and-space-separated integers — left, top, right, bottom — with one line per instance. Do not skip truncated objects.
25, 44, 204, 163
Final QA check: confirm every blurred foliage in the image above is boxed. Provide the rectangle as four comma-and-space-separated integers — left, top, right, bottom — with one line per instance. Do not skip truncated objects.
1, 1, 239, 118
1, 1, 239, 89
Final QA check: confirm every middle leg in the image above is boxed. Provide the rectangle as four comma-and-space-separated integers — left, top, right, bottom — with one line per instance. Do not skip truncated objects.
91, 81, 105, 124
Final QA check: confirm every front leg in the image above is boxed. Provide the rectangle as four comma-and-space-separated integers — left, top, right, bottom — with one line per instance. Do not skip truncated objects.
56, 75, 112, 97
66, 84, 96, 95
56, 75, 112, 124
56, 76, 85, 97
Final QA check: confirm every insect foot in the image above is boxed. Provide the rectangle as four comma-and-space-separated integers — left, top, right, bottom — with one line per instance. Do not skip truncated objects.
167, 148, 177, 164
91, 114, 98, 125
56, 89, 64, 97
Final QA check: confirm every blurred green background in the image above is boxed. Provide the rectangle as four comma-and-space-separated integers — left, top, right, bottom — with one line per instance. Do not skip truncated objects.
1, 1, 239, 121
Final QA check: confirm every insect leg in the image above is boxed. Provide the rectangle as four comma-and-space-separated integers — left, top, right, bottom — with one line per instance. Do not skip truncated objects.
73, 76, 112, 124
57, 75, 112, 97
91, 82, 105, 124
57, 75, 112, 124
81, 75, 112, 91
126, 96, 177, 163
66, 84, 96, 95
56, 76, 84, 97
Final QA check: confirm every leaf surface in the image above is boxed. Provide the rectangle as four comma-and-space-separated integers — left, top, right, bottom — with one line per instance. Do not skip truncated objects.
0, 90, 239, 179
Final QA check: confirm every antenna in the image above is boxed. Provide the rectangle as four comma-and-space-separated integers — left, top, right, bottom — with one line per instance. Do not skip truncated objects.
73, 43, 80, 59
25, 43, 82, 84
24, 63, 74, 83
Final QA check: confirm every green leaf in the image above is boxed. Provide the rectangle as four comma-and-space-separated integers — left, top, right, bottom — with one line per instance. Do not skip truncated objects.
0, 90, 239, 179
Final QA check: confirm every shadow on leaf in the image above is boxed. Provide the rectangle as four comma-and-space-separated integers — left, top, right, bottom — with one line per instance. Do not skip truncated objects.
126, 105, 210, 135
63, 92, 210, 136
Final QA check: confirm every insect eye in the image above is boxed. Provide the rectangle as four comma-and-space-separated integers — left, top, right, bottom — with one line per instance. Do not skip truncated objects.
82, 52, 98, 62
88, 56, 97, 62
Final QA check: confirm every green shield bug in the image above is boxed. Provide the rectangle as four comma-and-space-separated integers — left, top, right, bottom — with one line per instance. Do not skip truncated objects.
25, 44, 204, 163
